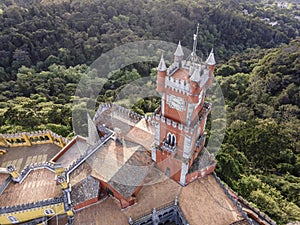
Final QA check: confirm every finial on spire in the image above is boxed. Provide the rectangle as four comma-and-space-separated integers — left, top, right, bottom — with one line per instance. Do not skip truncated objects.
206, 48, 216, 65
174, 41, 184, 57
158, 54, 167, 71
192, 23, 199, 58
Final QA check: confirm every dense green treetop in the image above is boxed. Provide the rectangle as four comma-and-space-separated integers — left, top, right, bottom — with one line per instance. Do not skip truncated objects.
0, 0, 299, 81
0, 0, 299, 224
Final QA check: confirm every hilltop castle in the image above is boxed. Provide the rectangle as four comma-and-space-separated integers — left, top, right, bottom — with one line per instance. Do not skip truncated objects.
0, 29, 275, 225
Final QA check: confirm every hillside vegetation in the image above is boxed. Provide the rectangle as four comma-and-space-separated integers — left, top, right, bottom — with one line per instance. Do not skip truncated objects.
215, 38, 300, 224
0, 0, 299, 224
1, 0, 298, 82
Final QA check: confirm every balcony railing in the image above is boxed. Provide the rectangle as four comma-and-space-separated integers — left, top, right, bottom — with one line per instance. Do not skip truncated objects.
162, 140, 176, 153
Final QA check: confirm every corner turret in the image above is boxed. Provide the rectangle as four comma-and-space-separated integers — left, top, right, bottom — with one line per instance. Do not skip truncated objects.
174, 41, 184, 67
156, 54, 167, 93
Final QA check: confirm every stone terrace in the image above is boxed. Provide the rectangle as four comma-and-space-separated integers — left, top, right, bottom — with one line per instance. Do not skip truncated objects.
0, 169, 61, 207
0, 144, 61, 171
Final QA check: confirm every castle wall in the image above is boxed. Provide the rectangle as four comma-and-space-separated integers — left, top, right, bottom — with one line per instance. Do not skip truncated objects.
185, 164, 216, 184
0, 201, 65, 224
73, 197, 99, 210
98, 180, 132, 209
0, 131, 68, 149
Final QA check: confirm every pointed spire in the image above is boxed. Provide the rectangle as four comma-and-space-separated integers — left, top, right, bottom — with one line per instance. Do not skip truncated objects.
158, 54, 167, 71
190, 67, 201, 82
87, 112, 100, 146
174, 41, 184, 57
206, 48, 216, 65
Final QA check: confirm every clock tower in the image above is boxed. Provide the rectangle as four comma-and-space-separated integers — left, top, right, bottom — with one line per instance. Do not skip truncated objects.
152, 25, 216, 186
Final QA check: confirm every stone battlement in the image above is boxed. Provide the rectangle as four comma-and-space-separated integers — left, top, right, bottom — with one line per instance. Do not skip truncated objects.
16, 162, 61, 183
94, 103, 155, 126
0, 197, 64, 214
165, 75, 191, 94
0, 130, 68, 148
153, 102, 211, 136
131, 197, 189, 225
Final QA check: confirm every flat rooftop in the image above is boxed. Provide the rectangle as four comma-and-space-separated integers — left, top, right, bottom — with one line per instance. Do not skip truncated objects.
74, 169, 244, 225
179, 175, 242, 225
0, 144, 61, 171
171, 68, 190, 81
55, 137, 88, 168
0, 173, 9, 185
0, 168, 61, 207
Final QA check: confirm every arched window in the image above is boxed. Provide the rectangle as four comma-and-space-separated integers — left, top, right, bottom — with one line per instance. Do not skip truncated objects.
44, 208, 55, 215
171, 135, 176, 146
166, 133, 176, 146
7, 216, 19, 224
167, 132, 172, 144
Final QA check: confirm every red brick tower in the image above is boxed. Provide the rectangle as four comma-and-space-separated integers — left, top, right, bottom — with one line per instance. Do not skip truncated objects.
152, 26, 216, 186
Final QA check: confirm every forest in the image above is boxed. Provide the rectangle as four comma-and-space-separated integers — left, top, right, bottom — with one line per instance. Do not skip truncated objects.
0, 0, 299, 224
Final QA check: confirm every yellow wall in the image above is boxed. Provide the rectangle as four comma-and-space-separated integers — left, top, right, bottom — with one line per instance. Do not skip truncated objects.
0, 131, 67, 148
0, 203, 65, 225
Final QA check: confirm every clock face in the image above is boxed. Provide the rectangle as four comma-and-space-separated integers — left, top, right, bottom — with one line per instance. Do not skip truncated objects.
166, 94, 186, 111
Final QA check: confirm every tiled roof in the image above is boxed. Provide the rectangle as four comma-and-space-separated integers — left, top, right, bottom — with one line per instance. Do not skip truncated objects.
88, 139, 152, 198
108, 150, 153, 198
71, 176, 100, 206
179, 175, 243, 225
125, 118, 154, 150
69, 162, 92, 186
171, 68, 190, 81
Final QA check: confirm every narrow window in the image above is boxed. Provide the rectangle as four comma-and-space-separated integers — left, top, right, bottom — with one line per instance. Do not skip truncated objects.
8, 216, 19, 224
165, 167, 170, 177
44, 208, 55, 215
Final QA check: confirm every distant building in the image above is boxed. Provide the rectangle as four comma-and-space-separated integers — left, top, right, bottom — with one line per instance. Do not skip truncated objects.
0, 27, 276, 225
269, 21, 278, 26
242, 9, 249, 15
277, 1, 289, 8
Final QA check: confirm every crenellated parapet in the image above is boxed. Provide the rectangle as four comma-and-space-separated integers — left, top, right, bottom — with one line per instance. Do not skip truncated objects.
153, 102, 211, 137
0, 197, 66, 225
165, 75, 190, 94
130, 197, 189, 225
9, 162, 61, 183
112, 104, 144, 121
0, 197, 64, 214
0, 130, 68, 148
65, 131, 113, 177
94, 103, 155, 128
213, 173, 277, 225
93, 103, 112, 121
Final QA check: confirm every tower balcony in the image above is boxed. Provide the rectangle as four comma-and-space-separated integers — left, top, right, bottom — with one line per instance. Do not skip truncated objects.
161, 140, 177, 153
